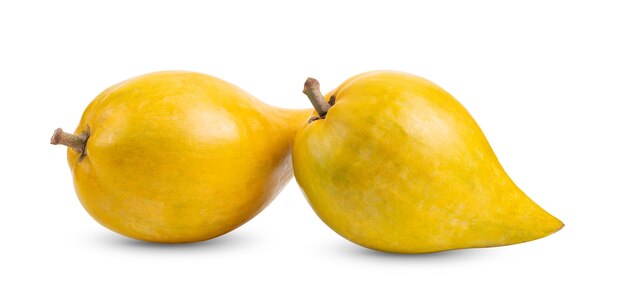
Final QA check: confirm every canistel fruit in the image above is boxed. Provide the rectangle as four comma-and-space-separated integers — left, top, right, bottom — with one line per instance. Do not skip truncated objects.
293, 71, 563, 253
52, 71, 309, 243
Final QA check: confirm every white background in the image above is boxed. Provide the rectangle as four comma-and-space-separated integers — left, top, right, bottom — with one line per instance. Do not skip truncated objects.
1, 0, 624, 304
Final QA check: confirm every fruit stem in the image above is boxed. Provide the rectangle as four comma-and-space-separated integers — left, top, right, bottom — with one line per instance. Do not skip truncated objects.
51, 128, 89, 159
303, 78, 332, 118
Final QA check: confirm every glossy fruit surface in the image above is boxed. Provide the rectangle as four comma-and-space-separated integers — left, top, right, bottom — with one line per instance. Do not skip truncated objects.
53, 71, 309, 243
293, 71, 563, 253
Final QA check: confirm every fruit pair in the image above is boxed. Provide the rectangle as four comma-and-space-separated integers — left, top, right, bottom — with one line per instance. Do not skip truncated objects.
52, 71, 563, 253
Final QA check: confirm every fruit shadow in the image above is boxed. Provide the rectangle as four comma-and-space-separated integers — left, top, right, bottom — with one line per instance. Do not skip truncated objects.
95, 231, 254, 253
335, 243, 487, 261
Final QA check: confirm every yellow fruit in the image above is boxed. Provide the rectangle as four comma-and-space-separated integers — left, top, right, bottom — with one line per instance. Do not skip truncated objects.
51, 71, 309, 243
293, 71, 563, 253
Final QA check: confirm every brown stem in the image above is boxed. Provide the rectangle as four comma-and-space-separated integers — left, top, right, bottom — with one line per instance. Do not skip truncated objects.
51, 127, 89, 160
303, 78, 332, 118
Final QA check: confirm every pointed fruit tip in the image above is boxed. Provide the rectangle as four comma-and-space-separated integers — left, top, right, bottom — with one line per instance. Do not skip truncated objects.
539, 215, 564, 240
553, 218, 565, 233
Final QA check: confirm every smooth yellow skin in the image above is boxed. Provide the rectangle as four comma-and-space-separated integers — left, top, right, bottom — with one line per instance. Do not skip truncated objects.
67, 71, 309, 243
293, 71, 563, 253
